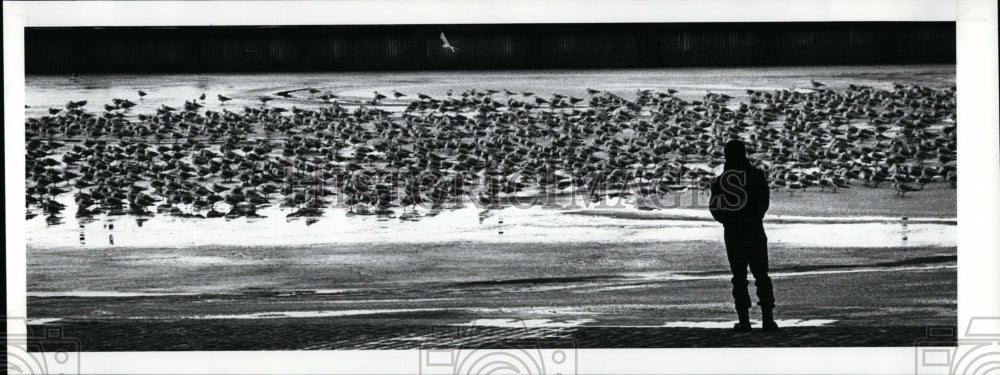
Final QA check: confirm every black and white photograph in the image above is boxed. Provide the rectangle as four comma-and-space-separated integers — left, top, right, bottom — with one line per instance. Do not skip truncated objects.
4, 1, 998, 374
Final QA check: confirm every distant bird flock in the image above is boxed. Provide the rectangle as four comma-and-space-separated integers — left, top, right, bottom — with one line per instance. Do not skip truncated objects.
25, 82, 956, 225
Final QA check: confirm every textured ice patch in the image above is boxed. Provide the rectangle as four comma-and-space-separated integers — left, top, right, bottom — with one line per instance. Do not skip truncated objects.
662, 319, 837, 329
26, 318, 64, 324
194, 308, 445, 319
453, 318, 595, 328
27, 291, 199, 297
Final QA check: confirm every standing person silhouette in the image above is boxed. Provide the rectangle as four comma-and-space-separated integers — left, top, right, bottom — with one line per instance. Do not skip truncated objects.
709, 140, 778, 332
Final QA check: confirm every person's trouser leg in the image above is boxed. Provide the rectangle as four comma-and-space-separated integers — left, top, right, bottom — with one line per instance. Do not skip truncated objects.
744, 224, 776, 330
746, 227, 775, 311
725, 246, 751, 328
724, 228, 752, 314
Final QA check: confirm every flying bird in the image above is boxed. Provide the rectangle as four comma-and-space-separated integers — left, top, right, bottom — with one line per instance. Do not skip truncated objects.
440, 32, 457, 52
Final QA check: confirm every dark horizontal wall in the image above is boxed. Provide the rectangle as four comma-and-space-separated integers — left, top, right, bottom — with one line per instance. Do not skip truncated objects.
25, 23, 955, 73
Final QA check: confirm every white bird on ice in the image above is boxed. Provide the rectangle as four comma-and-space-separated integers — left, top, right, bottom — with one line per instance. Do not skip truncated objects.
440, 32, 457, 52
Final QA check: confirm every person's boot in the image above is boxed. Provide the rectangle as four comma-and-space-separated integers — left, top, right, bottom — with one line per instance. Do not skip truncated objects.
733, 308, 752, 332
762, 308, 779, 331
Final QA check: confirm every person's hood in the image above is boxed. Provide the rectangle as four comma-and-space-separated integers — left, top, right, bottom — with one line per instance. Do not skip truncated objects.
723, 140, 751, 170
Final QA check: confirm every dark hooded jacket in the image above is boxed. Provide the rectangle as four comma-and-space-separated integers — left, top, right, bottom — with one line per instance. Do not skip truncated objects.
710, 141, 770, 226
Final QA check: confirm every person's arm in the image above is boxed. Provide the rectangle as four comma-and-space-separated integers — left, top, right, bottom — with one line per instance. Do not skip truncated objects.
709, 177, 730, 225
758, 171, 770, 219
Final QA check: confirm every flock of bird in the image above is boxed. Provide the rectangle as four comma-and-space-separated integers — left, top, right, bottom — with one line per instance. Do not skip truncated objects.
24, 81, 956, 225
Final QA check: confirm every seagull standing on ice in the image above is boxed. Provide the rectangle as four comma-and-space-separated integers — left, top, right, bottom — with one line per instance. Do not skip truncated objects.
440, 32, 457, 52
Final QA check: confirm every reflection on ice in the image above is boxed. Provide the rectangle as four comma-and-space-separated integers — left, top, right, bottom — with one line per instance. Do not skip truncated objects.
193, 308, 446, 320
453, 319, 596, 328
26, 204, 955, 249
661, 319, 837, 329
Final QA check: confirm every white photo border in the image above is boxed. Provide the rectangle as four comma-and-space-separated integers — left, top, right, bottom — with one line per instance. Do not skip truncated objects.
5, 1, 997, 374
